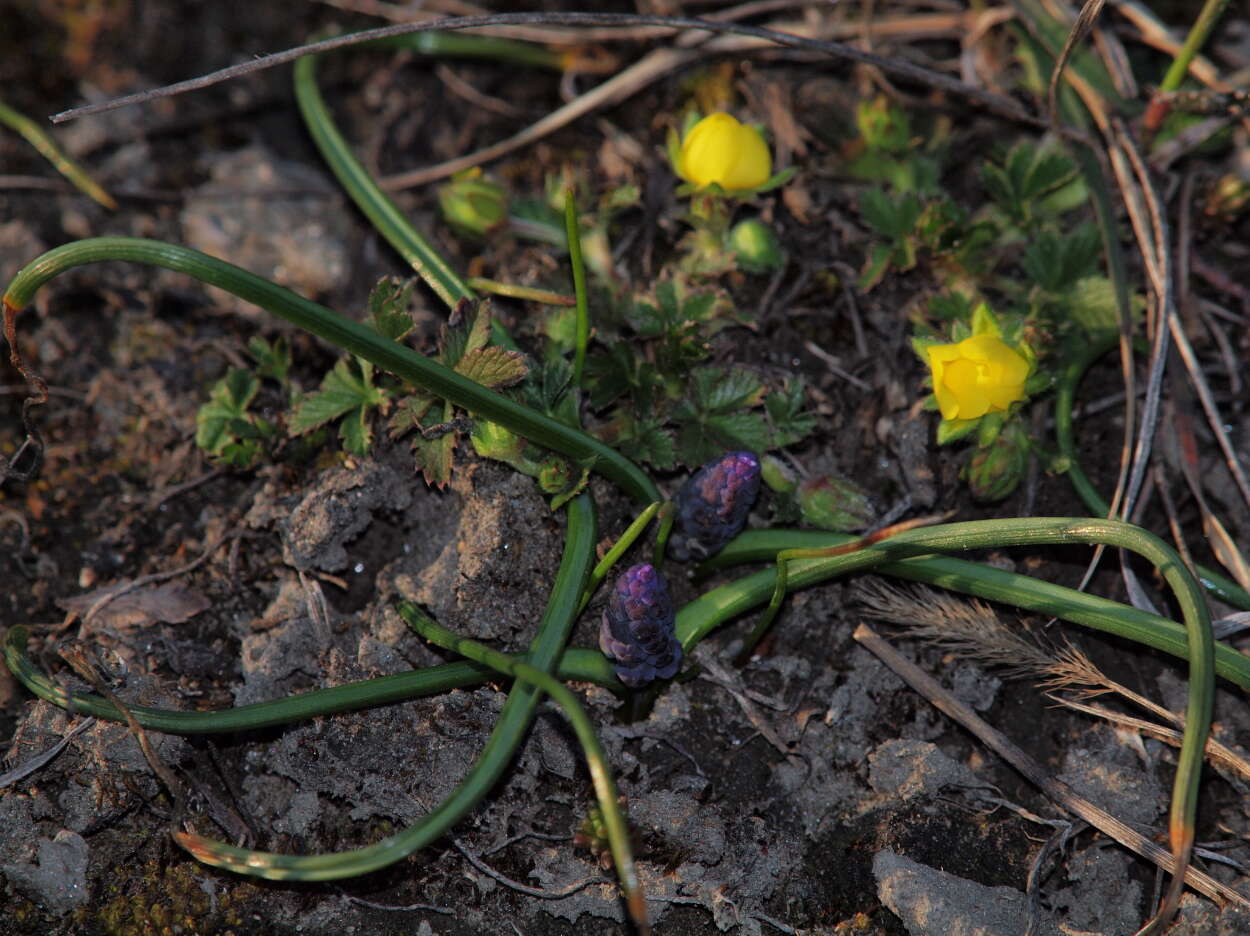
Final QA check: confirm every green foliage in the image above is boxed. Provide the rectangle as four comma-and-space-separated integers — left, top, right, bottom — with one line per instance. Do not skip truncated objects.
858, 189, 922, 289
980, 142, 1077, 229
287, 275, 427, 457
1021, 225, 1100, 292
367, 276, 417, 342
195, 368, 276, 468
247, 335, 291, 384
857, 189, 993, 291
388, 297, 528, 487
796, 474, 875, 532
288, 357, 388, 456
848, 109, 1117, 502
847, 96, 942, 194
572, 276, 818, 470
193, 275, 531, 477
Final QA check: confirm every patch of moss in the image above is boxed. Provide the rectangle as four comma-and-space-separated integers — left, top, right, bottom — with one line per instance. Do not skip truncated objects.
88, 858, 246, 936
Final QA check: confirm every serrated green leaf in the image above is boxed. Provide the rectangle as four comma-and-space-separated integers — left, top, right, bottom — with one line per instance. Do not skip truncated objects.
765, 380, 817, 447
196, 369, 260, 455
219, 440, 263, 468
367, 276, 416, 342
1069, 276, 1120, 334
455, 346, 529, 390
522, 358, 575, 416
655, 281, 679, 319
584, 343, 635, 410
627, 300, 667, 338
221, 368, 260, 411
681, 291, 718, 323
1021, 230, 1064, 291
675, 410, 770, 465
409, 429, 455, 488
617, 419, 676, 470
855, 187, 905, 237
1022, 151, 1076, 201
708, 410, 771, 451
858, 243, 896, 292
288, 358, 386, 437
386, 391, 437, 438
441, 297, 493, 369
247, 337, 291, 384
690, 366, 765, 414
339, 406, 372, 456
980, 163, 1015, 216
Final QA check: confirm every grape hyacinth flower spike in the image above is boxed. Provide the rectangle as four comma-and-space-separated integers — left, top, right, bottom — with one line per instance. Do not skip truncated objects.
599, 563, 681, 688
671, 451, 762, 561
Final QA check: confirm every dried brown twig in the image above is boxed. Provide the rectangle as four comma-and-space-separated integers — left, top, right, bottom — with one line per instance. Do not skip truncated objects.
49, 12, 1048, 130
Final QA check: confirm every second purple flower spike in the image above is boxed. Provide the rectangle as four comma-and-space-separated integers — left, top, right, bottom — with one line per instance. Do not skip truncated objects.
599, 563, 681, 688
671, 451, 762, 561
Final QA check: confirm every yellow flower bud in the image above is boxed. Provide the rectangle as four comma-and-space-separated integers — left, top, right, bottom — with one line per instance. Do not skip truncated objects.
676, 113, 772, 191
926, 334, 1029, 421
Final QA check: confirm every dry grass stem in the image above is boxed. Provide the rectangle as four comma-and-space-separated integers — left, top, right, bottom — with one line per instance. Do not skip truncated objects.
1048, 695, 1250, 782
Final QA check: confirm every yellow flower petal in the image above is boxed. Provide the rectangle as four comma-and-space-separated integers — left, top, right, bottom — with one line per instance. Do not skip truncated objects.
925, 334, 1030, 421
677, 113, 772, 191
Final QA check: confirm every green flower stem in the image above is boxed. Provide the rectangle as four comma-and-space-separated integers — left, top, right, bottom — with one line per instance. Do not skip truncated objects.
1159, 0, 1232, 94
707, 530, 1250, 689
579, 502, 663, 614
564, 190, 590, 388
652, 501, 675, 568
398, 600, 647, 932
293, 52, 472, 309
0, 97, 117, 211
703, 518, 1212, 905
174, 493, 597, 880
1, 238, 659, 503
3, 625, 621, 732
1055, 334, 1250, 611
18, 525, 1248, 735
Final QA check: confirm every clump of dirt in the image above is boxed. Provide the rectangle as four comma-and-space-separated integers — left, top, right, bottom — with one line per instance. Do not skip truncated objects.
4, 4, 1250, 936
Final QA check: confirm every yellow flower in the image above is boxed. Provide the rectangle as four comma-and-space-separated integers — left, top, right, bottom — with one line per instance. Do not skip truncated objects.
926, 334, 1029, 421
676, 113, 772, 191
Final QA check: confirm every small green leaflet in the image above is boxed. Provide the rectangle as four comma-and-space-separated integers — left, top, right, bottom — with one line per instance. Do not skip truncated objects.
194, 369, 278, 466
765, 379, 817, 447
196, 369, 259, 456
672, 366, 771, 465
616, 417, 676, 471
388, 298, 528, 487
288, 358, 389, 456
246, 336, 291, 385
367, 276, 417, 342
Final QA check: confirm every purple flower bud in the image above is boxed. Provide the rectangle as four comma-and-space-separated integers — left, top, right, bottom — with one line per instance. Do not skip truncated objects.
671, 451, 761, 560
599, 563, 681, 688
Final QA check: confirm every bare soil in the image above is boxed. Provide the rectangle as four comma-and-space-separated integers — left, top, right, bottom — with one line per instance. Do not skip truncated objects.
3, 4, 1250, 936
